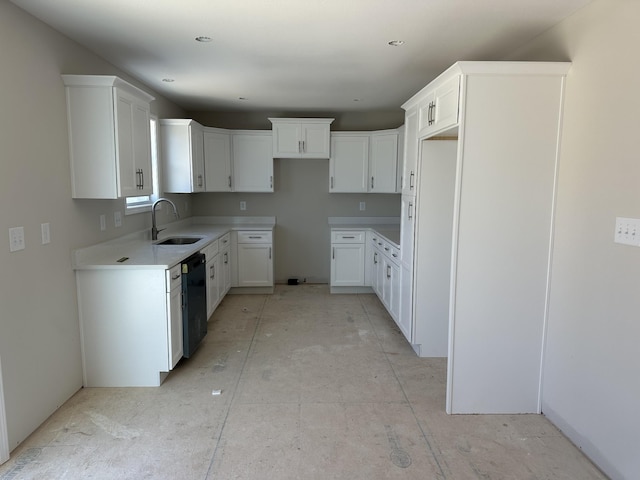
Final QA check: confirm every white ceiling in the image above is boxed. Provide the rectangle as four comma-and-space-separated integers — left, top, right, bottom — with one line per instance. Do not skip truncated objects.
11, 0, 591, 112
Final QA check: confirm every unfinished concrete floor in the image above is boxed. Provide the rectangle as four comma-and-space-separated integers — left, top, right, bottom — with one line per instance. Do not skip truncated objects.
0, 285, 607, 479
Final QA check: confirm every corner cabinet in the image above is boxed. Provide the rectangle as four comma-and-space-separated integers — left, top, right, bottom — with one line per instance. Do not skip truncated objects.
160, 119, 205, 193
269, 118, 334, 158
62, 75, 154, 199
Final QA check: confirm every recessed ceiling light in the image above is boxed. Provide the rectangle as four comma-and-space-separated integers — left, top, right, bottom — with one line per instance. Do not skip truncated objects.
238, 97, 247, 100
195, 36, 212, 43
353, 99, 361, 102
388, 40, 405, 47
162, 78, 174, 83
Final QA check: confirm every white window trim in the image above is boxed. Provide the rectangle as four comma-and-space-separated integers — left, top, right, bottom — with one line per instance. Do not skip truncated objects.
125, 114, 161, 215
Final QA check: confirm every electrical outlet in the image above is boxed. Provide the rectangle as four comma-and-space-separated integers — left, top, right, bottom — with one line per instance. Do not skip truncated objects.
100, 214, 106, 231
114, 211, 122, 228
359, 202, 366, 211
9, 226, 25, 252
240, 201, 246, 211
614, 217, 640, 246
41, 223, 50, 244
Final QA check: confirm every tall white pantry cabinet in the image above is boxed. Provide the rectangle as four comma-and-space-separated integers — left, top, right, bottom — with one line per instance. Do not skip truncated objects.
400, 62, 570, 415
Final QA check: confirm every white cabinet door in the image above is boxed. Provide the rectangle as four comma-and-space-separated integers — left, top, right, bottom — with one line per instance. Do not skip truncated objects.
389, 260, 401, 322
204, 129, 232, 192
206, 253, 221, 318
418, 75, 460, 138
167, 285, 183, 369
399, 264, 413, 342
237, 244, 273, 287
221, 246, 232, 295
166, 265, 183, 370
331, 244, 365, 286
400, 195, 415, 268
402, 107, 418, 196
232, 132, 274, 192
160, 120, 205, 193
329, 134, 369, 192
301, 123, 331, 158
271, 122, 301, 157
369, 132, 398, 193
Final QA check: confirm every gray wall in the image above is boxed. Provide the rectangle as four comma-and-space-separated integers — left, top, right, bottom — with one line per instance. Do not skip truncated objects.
507, 1, 640, 478
192, 158, 401, 283
0, 2, 187, 451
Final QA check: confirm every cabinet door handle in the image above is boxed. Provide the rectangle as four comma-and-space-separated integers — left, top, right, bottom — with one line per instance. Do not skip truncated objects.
298, 140, 302, 153
384, 247, 390, 251
374, 252, 377, 264
224, 252, 228, 264
140, 169, 144, 189
371, 176, 374, 189
387, 265, 391, 279
270, 175, 273, 189
330, 176, 334, 189
392, 253, 398, 258
302, 140, 305, 153
228, 175, 232, 188
408, 202, 414, 220
332, 247, 335, 260
171, 273, 180, 280
269, 247, 272, 259
409, 171, 415, 189
210, 265, 215, 279
198, 174, 203, 187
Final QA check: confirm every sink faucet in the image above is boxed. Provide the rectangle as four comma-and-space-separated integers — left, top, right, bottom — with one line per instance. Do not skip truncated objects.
151, 198, 179, 240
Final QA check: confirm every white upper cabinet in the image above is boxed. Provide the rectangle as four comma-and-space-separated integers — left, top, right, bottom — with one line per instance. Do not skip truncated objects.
160, 119, 205, 193
269, 118, 334, 158
203, 127, 232, 192
62, 75, 154, 199
369, 132, 398, 193
232, 131, 273, 192
416, 74, 460, 139
329, 134, 369, 193
329, 130, 399, 193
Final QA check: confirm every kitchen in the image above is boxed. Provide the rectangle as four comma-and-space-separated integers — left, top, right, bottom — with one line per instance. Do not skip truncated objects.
1, 1, 639, 479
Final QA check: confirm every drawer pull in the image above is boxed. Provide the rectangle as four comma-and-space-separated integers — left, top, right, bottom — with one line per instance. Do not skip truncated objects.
392, 253, 398, 258
384, 247, 390, 251
341, 236, 355, 239
171, 273, 180, 280
248, 236, 263, 239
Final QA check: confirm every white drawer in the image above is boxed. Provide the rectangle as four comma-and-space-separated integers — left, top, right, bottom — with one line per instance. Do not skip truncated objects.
219, 232, 231, 248
166, 265, 182, 292
202, 239, 219, 259
237, 230, 272, 243
332, 231, 365, 243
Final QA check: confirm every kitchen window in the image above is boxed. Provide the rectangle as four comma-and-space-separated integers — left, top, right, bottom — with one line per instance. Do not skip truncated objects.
125, 116, 160, 214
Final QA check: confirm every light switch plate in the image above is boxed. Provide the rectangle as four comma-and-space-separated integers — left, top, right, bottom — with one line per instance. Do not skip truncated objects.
240, 201, 246, 211
9, 227, 25, 252
614, 217, 640, 246
100, 214, 106, 231
41, 223, 50, 244
114, 211, 122, 228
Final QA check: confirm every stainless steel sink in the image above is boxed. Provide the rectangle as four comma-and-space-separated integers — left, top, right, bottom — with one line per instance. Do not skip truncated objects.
155, 237, 202, 245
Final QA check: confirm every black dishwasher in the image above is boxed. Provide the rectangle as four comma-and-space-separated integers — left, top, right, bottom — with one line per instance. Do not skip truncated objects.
181, 252, 207, 358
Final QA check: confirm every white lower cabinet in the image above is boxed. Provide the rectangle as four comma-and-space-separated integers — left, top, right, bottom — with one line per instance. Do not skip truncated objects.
236, 231, 273, 287
368, 235, 401, 325
203, 240, 221, 318
330, 231, 366, 287
76, 267, 183, 387
166, 265, 183, 370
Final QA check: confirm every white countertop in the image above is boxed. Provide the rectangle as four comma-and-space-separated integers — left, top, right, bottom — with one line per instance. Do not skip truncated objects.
73, 217, 275, 270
